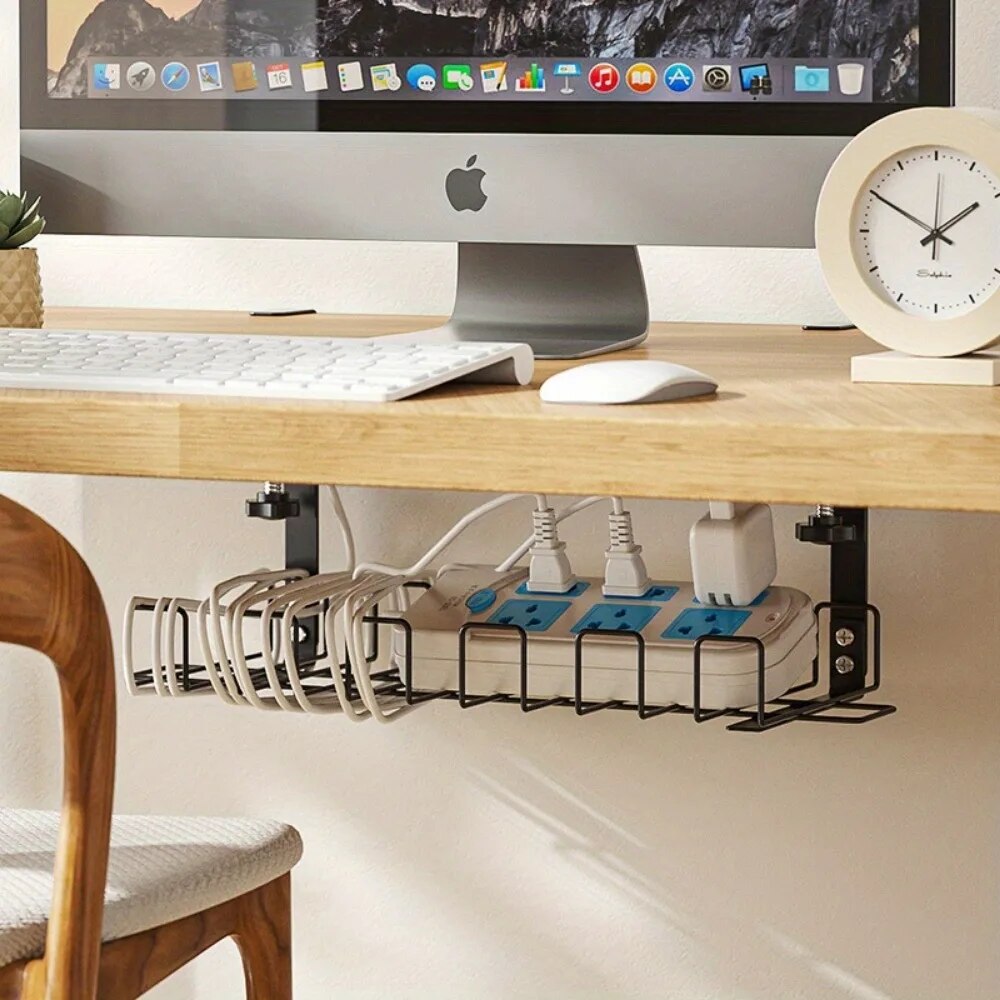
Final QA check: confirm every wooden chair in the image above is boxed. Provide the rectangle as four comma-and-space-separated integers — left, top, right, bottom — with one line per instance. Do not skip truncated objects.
0, 496, 302, 999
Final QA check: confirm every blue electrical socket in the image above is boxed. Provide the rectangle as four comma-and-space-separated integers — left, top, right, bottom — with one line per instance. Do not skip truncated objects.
570, 603, 661, 635
488, 599, 572, 633
516, 580, 591, 598
662, 608, 751, 640
618, 584, 679, 602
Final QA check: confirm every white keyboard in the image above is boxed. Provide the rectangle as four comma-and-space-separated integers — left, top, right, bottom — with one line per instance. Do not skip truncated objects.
0, 329, 535, 402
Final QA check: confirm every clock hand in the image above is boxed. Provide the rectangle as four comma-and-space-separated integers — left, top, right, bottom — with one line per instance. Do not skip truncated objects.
931, 173, 944, 261
869, 190, 954, 245
920, 201, 981, 246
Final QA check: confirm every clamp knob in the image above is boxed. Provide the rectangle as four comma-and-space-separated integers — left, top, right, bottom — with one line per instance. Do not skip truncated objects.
795, 510, 858, 545
246, 483, 300, 521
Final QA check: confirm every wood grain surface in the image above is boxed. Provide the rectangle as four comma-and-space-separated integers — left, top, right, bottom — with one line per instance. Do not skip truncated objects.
0, 495, 116, 999
0, 308, 995, 512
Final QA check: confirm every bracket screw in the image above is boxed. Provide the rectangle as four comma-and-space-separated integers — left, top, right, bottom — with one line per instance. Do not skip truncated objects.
835, 628, 856, 647
834, 655, 855, 675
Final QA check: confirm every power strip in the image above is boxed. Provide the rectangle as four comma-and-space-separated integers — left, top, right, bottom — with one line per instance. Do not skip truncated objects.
392, 567, 817, 711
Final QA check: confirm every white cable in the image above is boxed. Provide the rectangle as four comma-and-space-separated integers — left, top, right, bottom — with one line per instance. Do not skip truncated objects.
322, 583, 376, 722
149, 596, 171, 698
123, 596, 156, 697
356, 493, 548, 578
263, 572, 362, 716
229, 575, 317, 711
496, 496, 613, 572
164, 598, 202, 697
280, 578, 367, 717
196, 569, 307, 706
327, 572, 406, 721
325, 485, 356, 573
342, 572, 413, 724
224, 571, 308, 704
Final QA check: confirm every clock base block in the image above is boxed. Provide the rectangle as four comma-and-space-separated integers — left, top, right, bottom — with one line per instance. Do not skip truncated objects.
852, 350, 1000, 386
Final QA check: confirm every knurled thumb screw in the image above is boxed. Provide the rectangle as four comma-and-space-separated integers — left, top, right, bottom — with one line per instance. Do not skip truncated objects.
246, 482, 300, 521
796, 506, 858, 545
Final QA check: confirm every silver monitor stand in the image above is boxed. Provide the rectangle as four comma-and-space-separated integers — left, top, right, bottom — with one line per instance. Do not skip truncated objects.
395, 243, 648, 360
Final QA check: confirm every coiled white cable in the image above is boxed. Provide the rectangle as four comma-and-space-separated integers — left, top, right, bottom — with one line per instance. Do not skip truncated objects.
197, 569, 309, 706
164, 598, 202, 698
341, 571, 413, 724
228, 572, 334, 711
269, 572, 364, 717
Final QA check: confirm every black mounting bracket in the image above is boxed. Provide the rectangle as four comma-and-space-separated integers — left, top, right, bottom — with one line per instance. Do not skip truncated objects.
246, 483, 320, 664
797, 506, 870, 697
283, 485, 320, 579
826, 508, 869, 698
284, 485, 320, 665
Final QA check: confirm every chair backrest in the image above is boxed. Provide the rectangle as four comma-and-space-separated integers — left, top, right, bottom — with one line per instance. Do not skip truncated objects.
0, 496, 115, 999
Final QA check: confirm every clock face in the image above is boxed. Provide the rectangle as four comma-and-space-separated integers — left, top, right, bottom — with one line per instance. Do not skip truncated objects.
852, 146, 1000, 319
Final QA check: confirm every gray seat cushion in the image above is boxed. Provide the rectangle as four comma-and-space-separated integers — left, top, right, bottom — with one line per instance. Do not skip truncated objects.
0, 809, 303, 966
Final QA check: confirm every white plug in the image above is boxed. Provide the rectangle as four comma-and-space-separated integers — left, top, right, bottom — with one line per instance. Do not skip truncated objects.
602, 508, 651, 598
526, 507, 577, 594
690, 502, 777, 607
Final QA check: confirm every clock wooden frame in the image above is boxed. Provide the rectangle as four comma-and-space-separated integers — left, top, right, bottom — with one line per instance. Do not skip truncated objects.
816, 107, 1000, 358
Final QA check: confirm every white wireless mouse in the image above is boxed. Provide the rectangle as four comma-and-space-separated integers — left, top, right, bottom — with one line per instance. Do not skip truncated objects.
540, 360, 718, 405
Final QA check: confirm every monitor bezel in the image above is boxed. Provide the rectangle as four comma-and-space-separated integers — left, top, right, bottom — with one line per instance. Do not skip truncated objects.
21, 0, 954, 137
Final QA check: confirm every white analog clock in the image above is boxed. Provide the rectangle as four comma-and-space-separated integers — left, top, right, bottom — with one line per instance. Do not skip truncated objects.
817, 108, 1000, 357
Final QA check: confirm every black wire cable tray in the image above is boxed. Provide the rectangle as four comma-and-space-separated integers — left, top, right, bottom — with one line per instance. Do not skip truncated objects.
128, 593, 896, 734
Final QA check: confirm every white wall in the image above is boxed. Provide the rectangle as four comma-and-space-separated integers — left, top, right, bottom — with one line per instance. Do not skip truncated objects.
3, 6, 1000, 999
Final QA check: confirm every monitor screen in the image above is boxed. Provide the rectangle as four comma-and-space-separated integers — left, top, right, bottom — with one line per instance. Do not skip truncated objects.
23, 0, 952, 133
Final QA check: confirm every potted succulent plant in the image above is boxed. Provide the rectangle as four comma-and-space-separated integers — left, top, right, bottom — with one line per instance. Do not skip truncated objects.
0, 191, 46, 328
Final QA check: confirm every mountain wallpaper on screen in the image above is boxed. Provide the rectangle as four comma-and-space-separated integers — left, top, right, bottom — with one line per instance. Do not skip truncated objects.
51, 0, 920, 100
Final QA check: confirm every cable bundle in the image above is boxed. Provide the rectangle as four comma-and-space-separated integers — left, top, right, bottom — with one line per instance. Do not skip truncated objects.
124, 489, 653, 722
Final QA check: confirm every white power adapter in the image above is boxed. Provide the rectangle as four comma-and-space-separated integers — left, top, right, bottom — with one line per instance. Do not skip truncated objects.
689, 502, 777, 607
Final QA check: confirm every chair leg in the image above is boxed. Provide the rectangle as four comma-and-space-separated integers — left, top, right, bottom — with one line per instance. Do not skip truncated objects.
234, 874, 293, 1000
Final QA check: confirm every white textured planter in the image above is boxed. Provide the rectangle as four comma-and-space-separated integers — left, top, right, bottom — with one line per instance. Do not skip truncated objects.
0, 248, 44, 329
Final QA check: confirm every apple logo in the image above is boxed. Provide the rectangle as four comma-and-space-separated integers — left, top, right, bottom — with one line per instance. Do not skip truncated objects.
446, 155, 488, 213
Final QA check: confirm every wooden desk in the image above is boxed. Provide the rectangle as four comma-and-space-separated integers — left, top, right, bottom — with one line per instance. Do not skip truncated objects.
0, 308, 997, 513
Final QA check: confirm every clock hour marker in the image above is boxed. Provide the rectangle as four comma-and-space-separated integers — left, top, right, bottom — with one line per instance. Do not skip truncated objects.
970, 162, 977, 171
897, 160, 905, 171
970, 294, 977, 304
869, 265, 879, 273
859, 229, 870, 233
934, 304, 939, 314
897, 293, 905, 303
934, 151, 939, 161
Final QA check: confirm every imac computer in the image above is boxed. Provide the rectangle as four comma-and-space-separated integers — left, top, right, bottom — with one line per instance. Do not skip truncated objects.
20, 0, 953, 358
